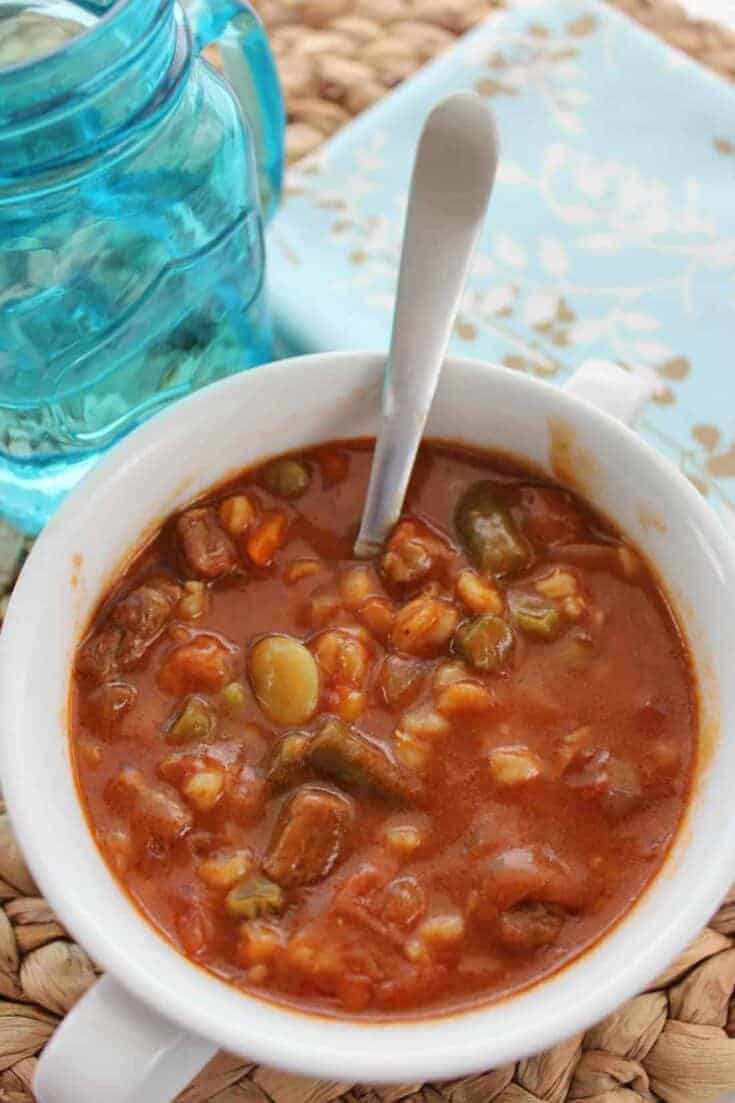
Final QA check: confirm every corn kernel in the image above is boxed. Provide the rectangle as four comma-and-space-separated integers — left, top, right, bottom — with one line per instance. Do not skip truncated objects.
455, 568, 503, 615
218, 495, 255, 536
182, 766, 225, 811
197, 849, 253, 888
284, 558, 321, 584
488, 747, 543, 785
535, 570, 577, 599
436, 682, 494, 716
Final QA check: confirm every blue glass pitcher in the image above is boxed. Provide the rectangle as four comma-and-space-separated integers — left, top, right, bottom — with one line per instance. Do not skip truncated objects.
0, 0, 284, 533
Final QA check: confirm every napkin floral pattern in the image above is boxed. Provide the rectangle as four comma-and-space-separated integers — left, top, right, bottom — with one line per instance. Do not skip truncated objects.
269, 0, 735, 518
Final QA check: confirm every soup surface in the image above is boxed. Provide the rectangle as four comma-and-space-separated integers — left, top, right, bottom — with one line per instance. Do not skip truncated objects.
71, 441, 695, 1017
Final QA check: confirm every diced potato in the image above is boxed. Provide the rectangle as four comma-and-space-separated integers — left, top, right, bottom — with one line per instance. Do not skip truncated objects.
488, 747, 543, 786
436, 682, 494, 716
391, 595, 459, 657
178, 581, 209, 622
260, 457, 310, 499
339, 564, 381, 608
455, 482, 532, 577
158, 635, 235, 696
284, 558, 321, 584
455, 569, 503, 615
263, 785, 353, 888
312, 630, 370, 687
310, 717, 423, 803
380, 654, 426, 707
357, 596, 395, 639
198, 849, 253, 889
247, 511, 289, 567
453, 615, 514, 672
181, 764, 225, 812
167, 695, 217, 743
509, 591, 559, 638
225, 873, 284, 919
535, 569, 577, 599
249, 635, 319, 726
218, 494, 255, 536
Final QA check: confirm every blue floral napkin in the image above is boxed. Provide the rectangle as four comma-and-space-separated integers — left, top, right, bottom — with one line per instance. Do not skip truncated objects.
268, 0, 735, 518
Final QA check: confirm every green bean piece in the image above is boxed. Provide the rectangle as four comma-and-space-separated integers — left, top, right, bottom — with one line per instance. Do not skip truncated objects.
261, 458, 310, 500
509, 592, 559, 639
267, 731, 313, 793
453, 615, 514, 672
225, 873, 284, 919
167, 695, 217, 743
455, 481, 532, 577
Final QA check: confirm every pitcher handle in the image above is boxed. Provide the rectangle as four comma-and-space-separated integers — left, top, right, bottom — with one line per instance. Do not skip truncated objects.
184, 0, 285, 221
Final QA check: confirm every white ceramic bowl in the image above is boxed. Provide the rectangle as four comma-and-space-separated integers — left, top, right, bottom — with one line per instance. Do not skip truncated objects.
2, 352, 735, 1103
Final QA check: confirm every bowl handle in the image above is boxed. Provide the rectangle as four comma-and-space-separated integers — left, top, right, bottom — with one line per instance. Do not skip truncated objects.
33, 974, 216, 1103
564, 359, 735, 543
563, 359, 658, 427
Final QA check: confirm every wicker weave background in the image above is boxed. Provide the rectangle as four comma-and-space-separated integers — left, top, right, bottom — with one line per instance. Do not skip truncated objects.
1, 2, 735, 1100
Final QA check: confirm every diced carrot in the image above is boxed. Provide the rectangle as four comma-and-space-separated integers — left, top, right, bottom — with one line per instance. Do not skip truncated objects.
247, 511, 288, 567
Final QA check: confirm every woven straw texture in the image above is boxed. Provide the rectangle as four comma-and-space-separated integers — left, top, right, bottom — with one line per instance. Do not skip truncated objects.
1, 1, 735, 1099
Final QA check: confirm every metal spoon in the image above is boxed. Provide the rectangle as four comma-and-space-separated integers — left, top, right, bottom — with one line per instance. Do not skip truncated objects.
354, 92, 498, 558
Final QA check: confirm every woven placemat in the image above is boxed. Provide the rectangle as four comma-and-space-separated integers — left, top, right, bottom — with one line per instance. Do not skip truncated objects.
2, 2, 735, 1099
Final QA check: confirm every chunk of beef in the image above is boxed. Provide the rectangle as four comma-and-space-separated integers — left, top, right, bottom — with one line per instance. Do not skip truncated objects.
105, 766, 192, 843
309, 718, 424, 804
263, 786, 353, 888
177, 507, 237, 579
498, 900, 565, 952
111, 575, 181, 666
76, 575, 181, 683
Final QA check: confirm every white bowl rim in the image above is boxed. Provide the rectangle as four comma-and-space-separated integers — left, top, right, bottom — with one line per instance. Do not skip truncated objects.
2, 349, 735, 1083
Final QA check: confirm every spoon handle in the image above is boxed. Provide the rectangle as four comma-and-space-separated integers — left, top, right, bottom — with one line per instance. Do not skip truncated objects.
354, 93, 498, 558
